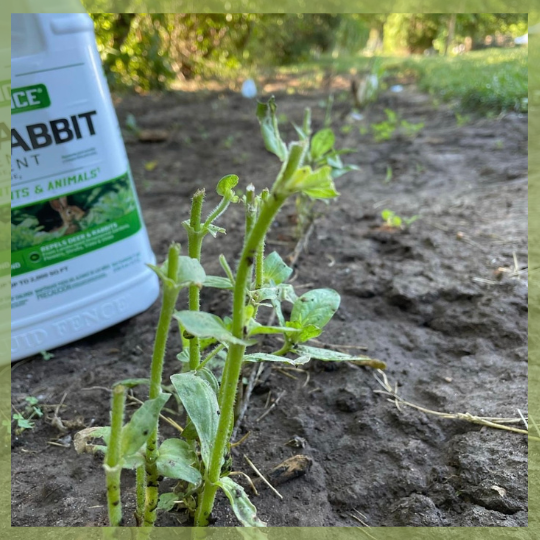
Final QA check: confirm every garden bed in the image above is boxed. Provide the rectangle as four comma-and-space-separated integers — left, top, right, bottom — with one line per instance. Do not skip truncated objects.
11, 80, 528, 527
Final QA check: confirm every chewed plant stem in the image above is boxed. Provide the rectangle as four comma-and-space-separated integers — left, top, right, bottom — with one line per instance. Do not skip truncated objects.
143, 244, 181, 527
105, 384, 126, 527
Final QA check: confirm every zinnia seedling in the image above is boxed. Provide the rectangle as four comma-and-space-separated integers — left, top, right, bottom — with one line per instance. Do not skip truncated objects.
76, 97, 384, 528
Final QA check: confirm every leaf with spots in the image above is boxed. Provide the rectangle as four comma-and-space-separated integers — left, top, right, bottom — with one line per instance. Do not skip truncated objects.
217, 476, 267, 527
120, 393, 171, 458
173, 311, 251, 346
156, 438, 202, 484
290, 288, 340, 335
263, 251, 293, 286
170, 373, 220, 468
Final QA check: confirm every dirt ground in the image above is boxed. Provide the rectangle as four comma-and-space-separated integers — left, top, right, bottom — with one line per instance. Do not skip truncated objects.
11, 77, 528, 527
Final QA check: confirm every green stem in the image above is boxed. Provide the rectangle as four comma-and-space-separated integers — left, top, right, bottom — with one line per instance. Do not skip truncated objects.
143, 244, 181, 528
195, 192, 287, 527
188, 190, 205, 371
196, 344, 225, 372
135, 465, 145, 526
254, 232, 265, 290
204, 197, 230, 229
255, 190, 270, 292
105, 384, 126, 527
272, 341, 292, 357
219, 254, 235, 284
245, 184, 257, 238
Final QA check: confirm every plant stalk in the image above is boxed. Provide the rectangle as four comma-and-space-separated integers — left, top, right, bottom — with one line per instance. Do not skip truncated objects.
195, 192, 287, 526
135, 465, 145, 526
143, 244, 181, 527
188, 190, 205, 371
105, 384, 126, 527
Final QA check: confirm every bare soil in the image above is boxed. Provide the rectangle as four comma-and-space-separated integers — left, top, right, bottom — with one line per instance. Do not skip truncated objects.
11, 79, 528, 527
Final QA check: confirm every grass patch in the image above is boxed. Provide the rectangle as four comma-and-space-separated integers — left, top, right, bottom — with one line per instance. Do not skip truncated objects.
401, 48, 528, 114
276, 48, 527, 116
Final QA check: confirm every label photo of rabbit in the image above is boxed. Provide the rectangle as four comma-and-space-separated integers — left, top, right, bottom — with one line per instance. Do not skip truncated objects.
49, 197, 86, 236
12, 175, 137, 251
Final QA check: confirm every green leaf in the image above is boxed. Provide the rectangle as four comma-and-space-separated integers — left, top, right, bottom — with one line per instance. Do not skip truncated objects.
287, 166, 339, 199
247, 321, 300, 337
285, 321, 322, 344
181, 420, 198, 441
177, 350, 190, 363
196, 367, 220, 396
310, 128, 335, 160
292, 122, 307, 140
243, 353, 310, 366
256, 97, 288, 162
253, 284, 297, 304
174, 311, 251, 346
157, 492, 180, 512
123, 452, 145, 469
217, 476, 267, 527
156, 438, 202, 484
290, 288, 340, 333
404, 215, 419, 226
381, 209, 394, 221
170, 373, 220, 468
177, 257, 206, 288
206, 224, 226, 237
203, 276, 234, 290
13, 414, 34, 430
293, 345, 387, 369
216, 174, 239, 202
150, 257, 206, 289
331, 165, 359, 179
120, 393, 171, 458
263, 251, 293, 285
252, 284, 298, 327
147, 263, 173, 287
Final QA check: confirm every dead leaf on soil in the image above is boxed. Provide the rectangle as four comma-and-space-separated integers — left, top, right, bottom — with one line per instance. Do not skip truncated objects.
268, 455, 313, 485
138, 129, 169, 142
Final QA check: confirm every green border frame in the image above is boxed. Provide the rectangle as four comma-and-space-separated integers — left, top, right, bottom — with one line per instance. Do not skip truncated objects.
2, 1, 534, 539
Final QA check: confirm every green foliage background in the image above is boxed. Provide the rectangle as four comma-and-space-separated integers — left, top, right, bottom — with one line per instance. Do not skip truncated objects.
90, 13, 528, 92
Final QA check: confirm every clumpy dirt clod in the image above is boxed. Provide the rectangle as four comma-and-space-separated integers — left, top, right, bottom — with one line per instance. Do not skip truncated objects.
11, 80, 527, 527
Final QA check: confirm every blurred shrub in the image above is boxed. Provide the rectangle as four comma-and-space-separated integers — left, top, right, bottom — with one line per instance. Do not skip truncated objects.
408, 48, 528, 113
91, 14, 344, 91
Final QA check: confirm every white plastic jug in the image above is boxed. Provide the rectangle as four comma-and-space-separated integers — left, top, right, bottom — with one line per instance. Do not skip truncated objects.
11, 12, 159, 361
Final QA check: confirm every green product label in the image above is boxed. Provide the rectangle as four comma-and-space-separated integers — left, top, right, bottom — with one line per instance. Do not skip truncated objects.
11, 84, 51, 114
11, 172, 142, 276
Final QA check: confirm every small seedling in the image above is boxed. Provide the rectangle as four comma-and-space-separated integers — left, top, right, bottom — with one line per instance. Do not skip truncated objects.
223, 135, 236, 149
400, 119, 425, 138
24, 396, 43, 418
40, 350, 54, 361
12, 413, 34, 433
125, 113, 141, 136
359, 125, 369, 136
76, 98, 384, 529
372, 109, 424, 142
381, 209, 419, 230
12, 397, 43, 435
455, 113, 470, 127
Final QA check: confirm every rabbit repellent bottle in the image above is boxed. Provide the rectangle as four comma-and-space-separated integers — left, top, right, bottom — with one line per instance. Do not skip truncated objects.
10, 12, 159, 361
